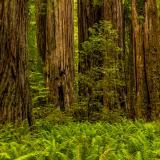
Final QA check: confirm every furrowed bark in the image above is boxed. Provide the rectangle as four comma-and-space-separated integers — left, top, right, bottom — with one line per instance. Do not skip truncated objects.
0, 0, 32, 124
45, 0, 75, 109
131, 0, 160, 120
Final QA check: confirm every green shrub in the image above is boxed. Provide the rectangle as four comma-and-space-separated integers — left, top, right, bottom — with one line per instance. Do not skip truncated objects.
78, 21, 125, 120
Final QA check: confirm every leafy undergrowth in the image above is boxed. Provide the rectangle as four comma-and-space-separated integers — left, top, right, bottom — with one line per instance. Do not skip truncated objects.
0, 119, 160, 160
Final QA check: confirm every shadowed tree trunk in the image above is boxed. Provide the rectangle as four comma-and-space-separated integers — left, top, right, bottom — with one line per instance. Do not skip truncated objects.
126, 19, 136, 119
78, 0, 103, 105
0, 0, 32, 124
78, 0, 102, 72
36, 0, 47, 63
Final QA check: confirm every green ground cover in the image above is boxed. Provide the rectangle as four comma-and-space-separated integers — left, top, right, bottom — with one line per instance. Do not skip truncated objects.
0, 120, 160, 160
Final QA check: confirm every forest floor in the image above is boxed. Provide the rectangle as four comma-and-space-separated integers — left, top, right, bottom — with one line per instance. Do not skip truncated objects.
0, 118, 160, 160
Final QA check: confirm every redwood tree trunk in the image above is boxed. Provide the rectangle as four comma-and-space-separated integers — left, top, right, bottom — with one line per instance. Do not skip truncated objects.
0, 0, 32, 124
45, 0, 75, 110
131, 0, 160, 120
132, 0, 150, 119
144, 0, 160, 119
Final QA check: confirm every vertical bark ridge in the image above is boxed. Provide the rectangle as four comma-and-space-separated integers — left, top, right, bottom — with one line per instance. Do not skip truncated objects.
131, 0, 160, 120
144, 0, 160, 119
0, 0, 32, 124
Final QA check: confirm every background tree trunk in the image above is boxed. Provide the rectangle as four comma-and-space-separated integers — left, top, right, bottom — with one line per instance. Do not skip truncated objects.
78, 0, 102, 72
78, 0, 103, 104
126, 20, 136, 119
36, 0, 47, 63
0, 0, 32, 124
103, 0, 126, 111
103, 0, 124, 48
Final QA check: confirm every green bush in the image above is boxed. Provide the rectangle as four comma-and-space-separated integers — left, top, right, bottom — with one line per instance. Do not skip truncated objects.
78, 21, 125, 120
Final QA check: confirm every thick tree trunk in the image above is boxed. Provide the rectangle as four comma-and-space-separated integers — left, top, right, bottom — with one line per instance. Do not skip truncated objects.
131, 0, 160, 120
144, 0, 160, 119
45, 0, 75, 110
132, 0, 150, 119
0, 0, 32, 124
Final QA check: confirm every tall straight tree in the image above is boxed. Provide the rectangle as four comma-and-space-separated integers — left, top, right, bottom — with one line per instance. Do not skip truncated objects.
36, 0, 75, 110
132, 0, 160, 120
0, 0, 32, 124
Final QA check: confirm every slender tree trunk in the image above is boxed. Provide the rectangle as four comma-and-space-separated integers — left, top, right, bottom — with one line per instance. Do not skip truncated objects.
45, 0, 75, 110
127, 21, 136, 119
0, 0, 32, 124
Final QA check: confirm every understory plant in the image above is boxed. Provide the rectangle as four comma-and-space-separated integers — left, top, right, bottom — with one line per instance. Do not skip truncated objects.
0, 120, 160, 160
78, 21, 125, 120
